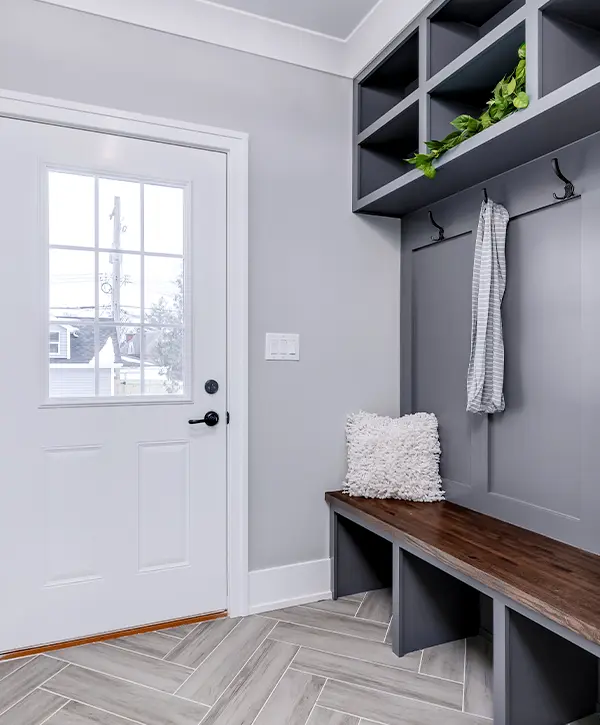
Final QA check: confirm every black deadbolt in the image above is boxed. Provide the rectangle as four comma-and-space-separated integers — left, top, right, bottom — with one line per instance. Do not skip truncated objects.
189, 412, 219, 427
205, 379, 219, 394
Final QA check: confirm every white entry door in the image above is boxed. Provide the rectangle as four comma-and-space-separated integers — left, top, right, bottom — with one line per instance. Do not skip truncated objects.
0, 117, 228, 653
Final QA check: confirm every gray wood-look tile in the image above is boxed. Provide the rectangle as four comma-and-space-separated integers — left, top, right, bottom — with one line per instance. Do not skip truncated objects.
51, 643, 191, 693
177, 616, 276, 705
0, 688, 66, 725
268, 621, 420, 671
356, 589, 392, 624
292, 647, 462, 710
420, 640, 465, 683
319, 679, 491, 725
163, 624, 198, 639
166, 618, 240, 669
42, 664, 209, 725
464, 637, 493, 719
201, 639, 299, 725
47, 701, 135, 725
344, 594, 366, 603
0, 657, 66, 716
307, 598, 361, 617
253, 667, 324, 725
107, 631, 180, 659
307, 706, 359, 725
0, 659, 33, 684
262, 606, 387, 642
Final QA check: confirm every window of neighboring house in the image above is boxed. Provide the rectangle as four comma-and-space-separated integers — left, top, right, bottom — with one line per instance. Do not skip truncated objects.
48, 169, 186, 400
49, 331, 60, 357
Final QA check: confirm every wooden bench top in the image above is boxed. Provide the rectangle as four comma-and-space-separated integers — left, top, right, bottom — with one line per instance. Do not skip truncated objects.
326, 491, 600, 647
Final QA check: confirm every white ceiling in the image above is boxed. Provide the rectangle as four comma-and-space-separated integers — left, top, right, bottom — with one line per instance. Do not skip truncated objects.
201, 0, 382, 39
39, 0, 431, 77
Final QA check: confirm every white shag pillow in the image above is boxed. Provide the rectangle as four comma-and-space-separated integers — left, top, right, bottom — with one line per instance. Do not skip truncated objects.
343, 411, 444, 502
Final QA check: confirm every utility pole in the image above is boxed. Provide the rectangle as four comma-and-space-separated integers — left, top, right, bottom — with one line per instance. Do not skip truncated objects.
110, 195, 122, 325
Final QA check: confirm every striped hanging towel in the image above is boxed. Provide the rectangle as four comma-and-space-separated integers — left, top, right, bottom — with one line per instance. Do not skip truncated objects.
466, 198, 510, 414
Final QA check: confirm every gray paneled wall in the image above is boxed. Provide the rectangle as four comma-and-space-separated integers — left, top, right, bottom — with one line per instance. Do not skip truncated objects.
401, 129, 600, 555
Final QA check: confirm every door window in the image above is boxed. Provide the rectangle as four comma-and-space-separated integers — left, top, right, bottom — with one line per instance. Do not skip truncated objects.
47, 170, 188, 400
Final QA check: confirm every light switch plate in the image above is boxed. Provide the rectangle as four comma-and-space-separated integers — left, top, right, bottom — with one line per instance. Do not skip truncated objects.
265, 333, 300, 361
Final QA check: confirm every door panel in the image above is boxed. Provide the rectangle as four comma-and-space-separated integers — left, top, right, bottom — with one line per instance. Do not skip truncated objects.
0, 118, 228, 652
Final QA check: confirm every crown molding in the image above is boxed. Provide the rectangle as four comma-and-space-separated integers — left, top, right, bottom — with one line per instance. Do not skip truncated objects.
35, 0, 431, 79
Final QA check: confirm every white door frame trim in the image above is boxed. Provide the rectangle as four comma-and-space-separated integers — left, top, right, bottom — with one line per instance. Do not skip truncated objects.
0, 89, 250, 618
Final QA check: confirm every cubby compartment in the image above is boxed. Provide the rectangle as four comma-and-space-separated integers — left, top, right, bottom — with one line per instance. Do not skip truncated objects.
541, 0, 600, 96
358, 29, 419, 133
358, 100, 419, 199
505, 610, 599, 725
429, 0, 525, 78
428, 23, 525, 142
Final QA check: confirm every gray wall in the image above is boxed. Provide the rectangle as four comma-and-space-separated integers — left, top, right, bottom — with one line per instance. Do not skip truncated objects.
402, 131, 600, 555
0, 0, 401, 572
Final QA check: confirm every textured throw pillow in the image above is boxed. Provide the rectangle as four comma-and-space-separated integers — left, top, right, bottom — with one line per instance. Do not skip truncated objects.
343, 411, 444, 502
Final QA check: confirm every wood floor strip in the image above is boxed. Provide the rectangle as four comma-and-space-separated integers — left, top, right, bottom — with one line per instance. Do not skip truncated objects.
464, 637, 493, 719
355, 590, 392, 625
41, 664, 208, 725
0, 657, 66, 717
253, 668, 325, 725
420, 640, 466, 683
306, 599, 362, 618
291, 647, 463, 710
201, 640, 299, 725
0, 659, 33, 685
46, 700, 135, 725
0, 689, 66, 725
261, 607, 388, 643
50, 643, 192, 694
0, 612, 227, 661
166, 618, 240, 669
177, 617, 275, 705
306, 706, 359, 724
318, 679, 490, 725
267, 622, 421, 672
105, 631, 182, 659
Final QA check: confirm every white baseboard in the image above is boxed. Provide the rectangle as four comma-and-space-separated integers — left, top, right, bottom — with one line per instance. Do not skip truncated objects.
248, 558, 332, 615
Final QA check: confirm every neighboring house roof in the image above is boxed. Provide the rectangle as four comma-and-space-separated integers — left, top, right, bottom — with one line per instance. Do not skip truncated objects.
52, 322, 124, 366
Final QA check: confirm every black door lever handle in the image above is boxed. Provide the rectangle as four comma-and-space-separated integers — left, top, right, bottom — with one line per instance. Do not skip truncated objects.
189, 411, 219, 427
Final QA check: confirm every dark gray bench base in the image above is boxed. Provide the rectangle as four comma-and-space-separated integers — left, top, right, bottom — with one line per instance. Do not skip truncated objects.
330, 505, 600, 725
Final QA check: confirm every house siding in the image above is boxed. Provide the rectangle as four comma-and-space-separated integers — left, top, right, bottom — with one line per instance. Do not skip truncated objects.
49, 368, 112, 398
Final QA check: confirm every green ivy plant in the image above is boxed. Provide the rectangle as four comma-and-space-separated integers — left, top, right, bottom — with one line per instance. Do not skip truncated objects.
407, 43, 529, 179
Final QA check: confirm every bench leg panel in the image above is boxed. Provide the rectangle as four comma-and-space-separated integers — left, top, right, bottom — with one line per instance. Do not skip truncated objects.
392, 546, 480, 656
330, 511, 392, 599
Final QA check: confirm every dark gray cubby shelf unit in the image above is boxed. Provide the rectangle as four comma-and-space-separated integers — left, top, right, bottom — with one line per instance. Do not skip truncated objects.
354, 0, 600, 217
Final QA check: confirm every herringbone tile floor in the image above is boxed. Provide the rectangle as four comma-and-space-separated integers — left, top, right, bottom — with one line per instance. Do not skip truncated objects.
0, 591, 596, 725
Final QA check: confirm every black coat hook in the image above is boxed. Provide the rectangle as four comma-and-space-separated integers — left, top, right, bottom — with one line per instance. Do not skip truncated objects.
483, 188, 489, 203
428, 211, 444, 242
552, 158, 575, 201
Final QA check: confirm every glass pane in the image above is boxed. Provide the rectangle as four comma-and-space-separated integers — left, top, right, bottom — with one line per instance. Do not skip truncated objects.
50, 249, 95, 322
144, 184, 184, 254
49, 324, 96, 398
99, 252, 141, 324
99, 178, 141, 251
144, 326, 185, 395
114, 326, 143, 397
48, 171, 95, 248
145, 257, 183, 324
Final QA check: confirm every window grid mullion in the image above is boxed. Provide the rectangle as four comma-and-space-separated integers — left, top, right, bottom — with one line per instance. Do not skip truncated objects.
94, 175, 100, 397
140, 184, 145, 395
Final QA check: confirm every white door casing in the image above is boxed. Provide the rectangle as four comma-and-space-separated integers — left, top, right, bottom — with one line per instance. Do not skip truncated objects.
0, 92, 249, 652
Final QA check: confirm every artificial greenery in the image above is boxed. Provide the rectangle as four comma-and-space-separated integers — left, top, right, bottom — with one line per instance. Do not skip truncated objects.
407, 43, 529, 179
